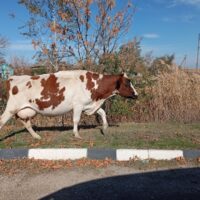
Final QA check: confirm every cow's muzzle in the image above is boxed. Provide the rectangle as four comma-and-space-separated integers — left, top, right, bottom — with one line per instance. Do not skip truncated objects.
128, 93, 138, 99
132, 95, 138, 100
131, 92, 138, 99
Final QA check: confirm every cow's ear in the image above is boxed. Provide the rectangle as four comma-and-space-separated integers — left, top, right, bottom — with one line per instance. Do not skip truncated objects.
123, 72, 128, 78
116, 75, 123, 90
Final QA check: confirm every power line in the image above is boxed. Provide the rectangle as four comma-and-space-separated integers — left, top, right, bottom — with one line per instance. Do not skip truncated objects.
196, 33, 200, 69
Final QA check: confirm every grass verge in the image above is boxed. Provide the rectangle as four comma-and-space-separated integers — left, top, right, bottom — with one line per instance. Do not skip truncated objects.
0, 122, 199, 149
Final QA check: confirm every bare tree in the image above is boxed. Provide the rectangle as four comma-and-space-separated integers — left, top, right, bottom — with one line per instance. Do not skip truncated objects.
0, 35, 8, 64
18, 0, 135, 70
18, 0, 76, 71
118, 38, 146, 74
9, 55, 31, 68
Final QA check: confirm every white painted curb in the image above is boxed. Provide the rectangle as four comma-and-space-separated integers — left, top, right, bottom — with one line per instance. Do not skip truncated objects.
148, 150, 183, 160
116, 149, 184, 161
117, 149, 149, 161
28, 148, 87, 160
2, 148, 197, 160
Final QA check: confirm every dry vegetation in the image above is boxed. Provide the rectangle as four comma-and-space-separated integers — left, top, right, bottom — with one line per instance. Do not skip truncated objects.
145, 69, 200, 122
0, 157, 200, 175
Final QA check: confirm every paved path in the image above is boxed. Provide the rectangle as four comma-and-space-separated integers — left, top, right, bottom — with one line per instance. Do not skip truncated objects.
0, 166, 200, 200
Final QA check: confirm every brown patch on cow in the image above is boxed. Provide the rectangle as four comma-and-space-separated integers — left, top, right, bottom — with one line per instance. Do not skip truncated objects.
29, 99, 32, 103
92, 75, 119, 101
86, 72, 119, 101
92, 73, 99, 80
12, 86, 19, 95
26, 81, 32, 88
86, 72, 95, 90
31, 75, 40, 80
35, 74, 65, 110
80, 75, 84, 82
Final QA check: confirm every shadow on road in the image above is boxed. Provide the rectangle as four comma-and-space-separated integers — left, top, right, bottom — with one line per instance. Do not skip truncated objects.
40, 167, 200, 200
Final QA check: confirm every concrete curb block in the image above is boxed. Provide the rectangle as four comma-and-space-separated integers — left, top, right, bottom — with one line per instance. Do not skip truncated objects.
28, 148, 87, 160
0, 149, 200, 160
116, 149, 184, 161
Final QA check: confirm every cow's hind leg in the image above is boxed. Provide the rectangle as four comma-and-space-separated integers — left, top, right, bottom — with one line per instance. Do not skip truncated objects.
73, 106, 82, 139
97, 108, 108, 134
20, 119, 41, 140
0, 107, 14, 130
17, 108, 41, 140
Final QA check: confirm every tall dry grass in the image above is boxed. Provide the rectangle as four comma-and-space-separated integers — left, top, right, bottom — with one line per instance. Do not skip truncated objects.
147, 68, 200, 122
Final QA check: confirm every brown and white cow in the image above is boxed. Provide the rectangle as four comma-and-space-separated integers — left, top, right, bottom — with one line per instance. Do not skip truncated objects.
0, 70, 138, 139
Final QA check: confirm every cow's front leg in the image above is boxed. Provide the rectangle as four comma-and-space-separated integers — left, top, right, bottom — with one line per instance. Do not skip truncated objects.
73, 106, 82, 139
97, 108, 108, 134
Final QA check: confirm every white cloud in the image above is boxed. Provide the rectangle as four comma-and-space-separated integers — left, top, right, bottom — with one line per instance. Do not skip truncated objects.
154, 0, 200, 8
181, 14, 195, 23
174, 0, 200, 6
9, 40, 34, 51
162, 15, 195, 23
142, 33, 160, 39
168, 0, 200, 8
141, 44, 174, 54
162, 17, 174, 22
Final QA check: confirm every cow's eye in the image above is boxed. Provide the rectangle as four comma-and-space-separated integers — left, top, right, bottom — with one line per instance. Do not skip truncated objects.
125, 79, 131, 87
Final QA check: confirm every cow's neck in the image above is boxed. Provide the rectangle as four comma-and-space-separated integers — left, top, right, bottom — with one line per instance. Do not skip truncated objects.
90, 74, 119, 101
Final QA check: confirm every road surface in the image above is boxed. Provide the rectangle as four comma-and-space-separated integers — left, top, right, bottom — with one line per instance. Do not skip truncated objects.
0, 166, 200, 200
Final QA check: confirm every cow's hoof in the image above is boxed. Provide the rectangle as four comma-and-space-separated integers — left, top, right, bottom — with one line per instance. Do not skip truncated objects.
100, 128, 107, 136
74, 134, 82, 140
33, 135, 42, 140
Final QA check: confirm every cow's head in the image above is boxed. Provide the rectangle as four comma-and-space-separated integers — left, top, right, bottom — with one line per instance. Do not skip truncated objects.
116, 73, 138, 99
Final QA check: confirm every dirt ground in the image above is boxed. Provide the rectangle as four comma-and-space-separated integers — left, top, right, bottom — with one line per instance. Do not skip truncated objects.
0, 164, 200, 200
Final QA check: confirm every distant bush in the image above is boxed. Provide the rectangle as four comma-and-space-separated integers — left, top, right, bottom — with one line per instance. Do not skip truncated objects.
148, 54, 175, 75
109, 96, 133, 116
31, 66, 47, 75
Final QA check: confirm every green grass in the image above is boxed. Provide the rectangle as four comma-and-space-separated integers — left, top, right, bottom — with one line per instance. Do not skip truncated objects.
0, 122, 199, 149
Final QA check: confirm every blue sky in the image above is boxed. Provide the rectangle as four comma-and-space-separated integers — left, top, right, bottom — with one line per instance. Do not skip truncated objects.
0, 0, 200, 67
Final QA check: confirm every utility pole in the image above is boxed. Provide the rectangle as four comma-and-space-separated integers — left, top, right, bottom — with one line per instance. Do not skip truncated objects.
179, 55, 187, 69
196, 33, 200, 69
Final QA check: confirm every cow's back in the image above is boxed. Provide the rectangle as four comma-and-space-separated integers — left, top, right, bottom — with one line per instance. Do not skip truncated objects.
7, 70, 91, 115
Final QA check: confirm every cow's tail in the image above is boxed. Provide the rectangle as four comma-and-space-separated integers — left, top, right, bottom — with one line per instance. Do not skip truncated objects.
0, 79, 11, 101
5, 79, 11, 99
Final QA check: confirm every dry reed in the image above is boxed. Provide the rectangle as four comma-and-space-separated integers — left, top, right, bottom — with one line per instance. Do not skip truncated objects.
147, 68, 200, 122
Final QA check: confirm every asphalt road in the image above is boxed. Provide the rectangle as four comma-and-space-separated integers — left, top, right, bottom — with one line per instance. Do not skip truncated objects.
0, 166, 200, 200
